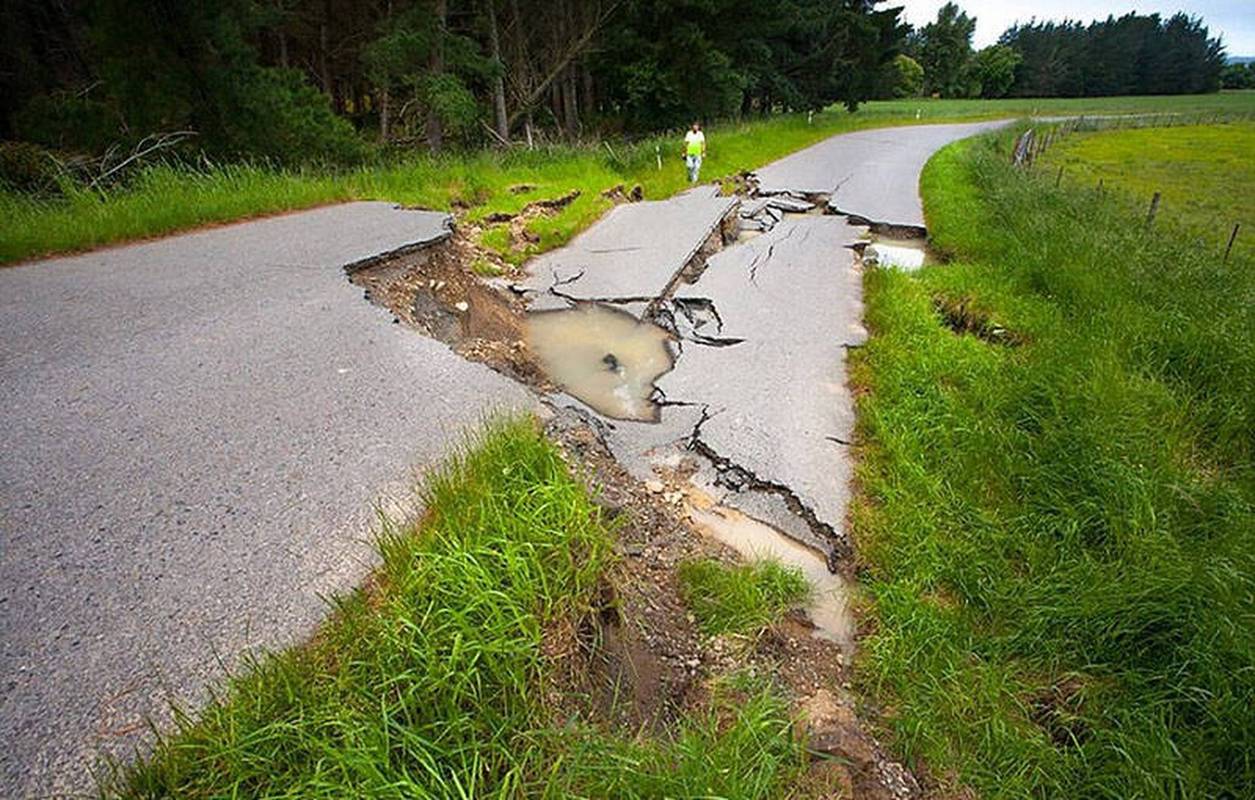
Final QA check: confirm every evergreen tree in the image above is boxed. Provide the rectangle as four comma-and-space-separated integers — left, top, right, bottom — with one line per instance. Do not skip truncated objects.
918, 3, 975, 98
1001, 12, 1225, 98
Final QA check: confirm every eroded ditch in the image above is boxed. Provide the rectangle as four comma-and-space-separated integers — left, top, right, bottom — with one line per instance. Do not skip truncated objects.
347, 184, 931, 798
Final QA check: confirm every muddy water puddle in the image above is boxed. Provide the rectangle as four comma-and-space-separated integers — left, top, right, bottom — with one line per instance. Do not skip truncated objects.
861, 235, 934, 272
526, 304, 674, 422
683, 483, 855, 654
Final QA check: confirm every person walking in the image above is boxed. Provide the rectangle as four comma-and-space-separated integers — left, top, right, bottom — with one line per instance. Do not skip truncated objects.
683, 122, 706, 183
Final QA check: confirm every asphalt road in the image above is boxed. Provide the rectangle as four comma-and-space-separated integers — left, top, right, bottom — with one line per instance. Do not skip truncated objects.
661, 216, 868, 548
0, 203, 531, 797
1, 120, 1004, 796
755, 120, 1007, 228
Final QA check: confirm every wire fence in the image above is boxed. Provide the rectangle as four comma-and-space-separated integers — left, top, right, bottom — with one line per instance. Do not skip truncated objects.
1011, 112, 1249, 262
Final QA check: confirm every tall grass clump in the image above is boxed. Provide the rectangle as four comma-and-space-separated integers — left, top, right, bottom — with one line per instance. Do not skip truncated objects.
679, 558, 811, 638
109, 416, 805, 798
853, 131, 1254, 799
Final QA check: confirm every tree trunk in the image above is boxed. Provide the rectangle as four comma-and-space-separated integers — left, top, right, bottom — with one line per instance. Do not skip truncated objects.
426, 0, 448, 152
505, 3, 616, 129
319, 0, 331, 93
582, 63, 595, 119
380, 88, 391, 142
563, 66, 579, 136
379, 0, 393, 143
484, 0, 509, 142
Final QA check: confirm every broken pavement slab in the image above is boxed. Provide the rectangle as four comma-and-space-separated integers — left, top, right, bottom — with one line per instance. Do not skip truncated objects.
654, 216, 868, 557
520, 187, 737, 308
754, 121, 1008, 229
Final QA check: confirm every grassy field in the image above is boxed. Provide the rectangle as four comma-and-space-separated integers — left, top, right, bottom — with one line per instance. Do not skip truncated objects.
108, 417, 809, 798
851, 127, 1253, 798
1041, 121, 1255, 262
3, 92, 1252, 266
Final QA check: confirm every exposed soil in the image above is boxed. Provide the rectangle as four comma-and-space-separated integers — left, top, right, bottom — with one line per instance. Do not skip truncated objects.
601, 183, 645, 203
543, 408, 926, 799
479, 189, 582, 250
347, 231, 550, 389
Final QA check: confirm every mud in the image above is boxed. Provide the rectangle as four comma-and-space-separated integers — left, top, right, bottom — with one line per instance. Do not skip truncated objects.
683, 482, 856, 656
542, 408, 923, 798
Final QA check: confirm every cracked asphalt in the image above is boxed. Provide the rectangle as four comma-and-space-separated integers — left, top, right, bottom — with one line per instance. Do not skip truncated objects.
521, 186, 736, 308
755, 120, 1007, 228
0, 202, 532, 797
547, 121, 1006, 562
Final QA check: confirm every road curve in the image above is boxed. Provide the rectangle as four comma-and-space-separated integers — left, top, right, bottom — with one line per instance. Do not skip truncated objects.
0, 203, 531, 797
754, 120, 1008, 228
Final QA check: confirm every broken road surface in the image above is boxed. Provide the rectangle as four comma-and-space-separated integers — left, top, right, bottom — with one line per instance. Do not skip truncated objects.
0, 203, 531, 797
540, 121, 1007, 563
755, 120, 1007, 228
659, 217, 867, 555
1, 120, 1005, 796
521, 186, 736, 306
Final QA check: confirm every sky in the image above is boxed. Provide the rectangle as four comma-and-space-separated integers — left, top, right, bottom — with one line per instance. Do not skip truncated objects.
894, 1, 1255, 55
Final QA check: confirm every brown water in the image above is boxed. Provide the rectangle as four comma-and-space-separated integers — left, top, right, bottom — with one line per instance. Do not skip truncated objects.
526, 304, 675, 422
683, 484, 855, 654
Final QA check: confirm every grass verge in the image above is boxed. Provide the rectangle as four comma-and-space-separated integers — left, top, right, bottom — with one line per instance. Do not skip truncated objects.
107, 416, 806, 798
852, 129, 1253, 798
5, 93, 1253, 266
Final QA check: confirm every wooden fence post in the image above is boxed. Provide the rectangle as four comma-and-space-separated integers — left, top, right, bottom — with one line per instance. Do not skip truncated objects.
1224, 223, 1240, 262
1145, 192, 1161, 227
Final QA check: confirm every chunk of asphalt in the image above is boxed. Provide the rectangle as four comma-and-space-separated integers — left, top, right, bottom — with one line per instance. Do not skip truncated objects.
754, 121, 1008, 229
739, 197, 772, 218
764, 196, 814, 213
656, 216, 867, 542
521, 187, 736, 305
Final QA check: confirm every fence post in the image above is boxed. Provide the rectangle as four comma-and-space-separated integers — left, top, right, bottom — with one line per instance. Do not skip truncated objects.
1055, 165, 1064, 187
1224, 223, 1240, 262
1145, 192, 1161, 227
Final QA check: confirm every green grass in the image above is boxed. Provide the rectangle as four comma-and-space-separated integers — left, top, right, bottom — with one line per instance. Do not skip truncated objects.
679, 558, 811, 638
1041, 121, 1255, 262
5, 92, 1253, 266
852, 130, 1253, 798
108, 417, 806, 798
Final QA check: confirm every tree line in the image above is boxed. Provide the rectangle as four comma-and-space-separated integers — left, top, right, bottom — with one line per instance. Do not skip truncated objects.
0, 0, 906, 165
892, 4, 1228, 101
0, 1, 1233, 173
